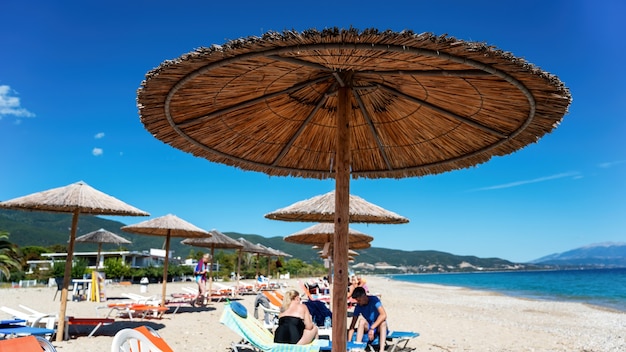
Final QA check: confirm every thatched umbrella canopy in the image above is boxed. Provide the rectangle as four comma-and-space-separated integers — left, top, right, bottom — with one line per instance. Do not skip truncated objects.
75, 228, 131, 269
0, 180, 149, 342
234, 238, 268, 291
121, 214, 210, 306
255, 243, 274, 277
136, 28, 571, 350
285, 223, 373, 248
181, 229, 243, 294
265, 191, 408, 224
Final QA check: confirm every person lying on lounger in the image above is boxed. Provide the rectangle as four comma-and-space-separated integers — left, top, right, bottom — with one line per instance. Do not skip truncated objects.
348, 286, 388, 352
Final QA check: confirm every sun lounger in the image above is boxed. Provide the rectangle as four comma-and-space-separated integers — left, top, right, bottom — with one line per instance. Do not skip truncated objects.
97, 303, 167, 321
64, 317, 115, 340
1, 305, 57, 330
261, 290, 284, 310
110, 325, 173, 352
353, 330, 420, 352
0, 335, 57, 352
220, 302, 320, 352
121, 293, 161, 305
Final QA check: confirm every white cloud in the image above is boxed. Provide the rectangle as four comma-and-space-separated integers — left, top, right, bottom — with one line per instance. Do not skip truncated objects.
0, 85, 35, 119
598, 160, 625, 168
469, 172, 581, 192
95, 132, 105, 139
92, 148, 103, 156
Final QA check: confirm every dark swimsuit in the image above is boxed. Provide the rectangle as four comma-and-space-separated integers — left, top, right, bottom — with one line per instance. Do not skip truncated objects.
274, 316, 305, 344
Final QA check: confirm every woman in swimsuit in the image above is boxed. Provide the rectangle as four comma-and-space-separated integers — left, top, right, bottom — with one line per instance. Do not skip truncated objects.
273, 289, 318, 344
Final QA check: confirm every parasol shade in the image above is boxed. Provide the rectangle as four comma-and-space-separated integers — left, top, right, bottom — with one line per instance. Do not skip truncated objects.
181, 229, 242, 297
76, 228, 132, 245
181, 229, 243, 249
136, 28, 571, 352
121, 214, 209, 238
0, 180, 148, 342
265, 191, 408, 224
0, 181, 149, 216
75, 228, 131, 269
137, 28, 571, 180
285, 223, 373, 249
122, 214, 210, 306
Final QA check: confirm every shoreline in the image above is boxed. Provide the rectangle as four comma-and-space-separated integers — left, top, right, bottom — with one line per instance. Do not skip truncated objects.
386, 269, 626, 314
1, 276, 625, 351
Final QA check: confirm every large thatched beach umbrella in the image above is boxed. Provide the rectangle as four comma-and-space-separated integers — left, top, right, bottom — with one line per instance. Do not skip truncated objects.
265, 191, 408, 224
181, 229, 243, 296
75, 228, 132, 269
0, 181, 149, 342
121, 214, 210, 307
136, 28, 571, 350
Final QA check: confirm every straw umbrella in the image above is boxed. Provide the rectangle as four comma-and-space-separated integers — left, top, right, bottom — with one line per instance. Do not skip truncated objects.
136, 28, 571, 350
266, 191, 408, 224
255, 243, 274, 278
287, 222, 373, 283
121, 214, 210, 307
75, 228, 132, 269
285, 223, 373, 249
0, 180, 149, 342
235, 237, 268, 291
180, 229, 243, 296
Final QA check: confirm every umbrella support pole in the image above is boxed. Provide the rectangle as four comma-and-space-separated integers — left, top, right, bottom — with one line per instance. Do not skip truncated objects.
331, 84, 351, 352
161, 233, 171, 307
56, 210, 79, 342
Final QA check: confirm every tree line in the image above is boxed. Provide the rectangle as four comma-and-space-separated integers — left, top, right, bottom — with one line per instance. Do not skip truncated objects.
0, 232, 327, 285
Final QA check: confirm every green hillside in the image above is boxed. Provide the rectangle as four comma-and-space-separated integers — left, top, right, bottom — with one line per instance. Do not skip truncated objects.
0, 209, 519, 271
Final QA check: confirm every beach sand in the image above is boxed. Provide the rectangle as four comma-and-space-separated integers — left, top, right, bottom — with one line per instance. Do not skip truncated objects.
1, 276, 624, 351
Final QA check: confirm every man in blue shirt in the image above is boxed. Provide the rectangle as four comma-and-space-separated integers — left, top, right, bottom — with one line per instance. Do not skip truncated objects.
347, 286, 388, 352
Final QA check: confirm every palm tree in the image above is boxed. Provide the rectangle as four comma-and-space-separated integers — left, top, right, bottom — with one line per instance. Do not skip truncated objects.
0, 232, 22, 280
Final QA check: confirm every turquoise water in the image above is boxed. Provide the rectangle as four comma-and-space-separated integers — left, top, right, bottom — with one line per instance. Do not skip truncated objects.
388, 268, 626, 312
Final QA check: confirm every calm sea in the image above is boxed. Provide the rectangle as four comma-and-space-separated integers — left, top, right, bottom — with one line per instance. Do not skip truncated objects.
388, 268, 626, 312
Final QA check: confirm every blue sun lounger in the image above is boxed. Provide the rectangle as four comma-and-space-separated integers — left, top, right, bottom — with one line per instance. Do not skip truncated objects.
353, 330, 419, 352
0, 325, 56, 339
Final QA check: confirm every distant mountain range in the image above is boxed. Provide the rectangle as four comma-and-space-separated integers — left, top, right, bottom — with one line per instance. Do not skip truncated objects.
1, 209, 624, 270
530, 242, 626, 268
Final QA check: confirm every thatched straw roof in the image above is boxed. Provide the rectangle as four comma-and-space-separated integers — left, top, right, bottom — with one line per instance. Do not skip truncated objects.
181, 229, 243, 249
0, 181, 149, 216
122, 214, 209, 238
75, 228, 131, 245
137, 27, 571, 180
237, 237, 268, 254
265, 191, 408, 224
285, 223, 373, 248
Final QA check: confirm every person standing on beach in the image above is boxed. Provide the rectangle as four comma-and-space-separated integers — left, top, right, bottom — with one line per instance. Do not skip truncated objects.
348, 286, 388, 352
194, 254, 210, 304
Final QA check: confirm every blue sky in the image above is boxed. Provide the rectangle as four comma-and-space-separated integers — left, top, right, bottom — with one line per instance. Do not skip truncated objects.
1, 1, 624, 263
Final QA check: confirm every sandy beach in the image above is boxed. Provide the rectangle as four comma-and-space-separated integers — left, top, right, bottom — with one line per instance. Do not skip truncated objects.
1, 276, 624, 352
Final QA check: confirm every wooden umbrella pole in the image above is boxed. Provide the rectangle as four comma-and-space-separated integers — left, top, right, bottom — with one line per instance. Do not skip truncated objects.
208, 247, 215, 298
331, 83, 351, 352
237, 250, 242, 297
256, 253, 260, 279
56, 209, 79, 342
161, 232, 171, 307
96, 243, 102, 269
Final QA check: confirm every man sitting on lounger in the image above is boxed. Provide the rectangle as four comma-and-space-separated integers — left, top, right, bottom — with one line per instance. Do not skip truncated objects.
348, 286, 388, 352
